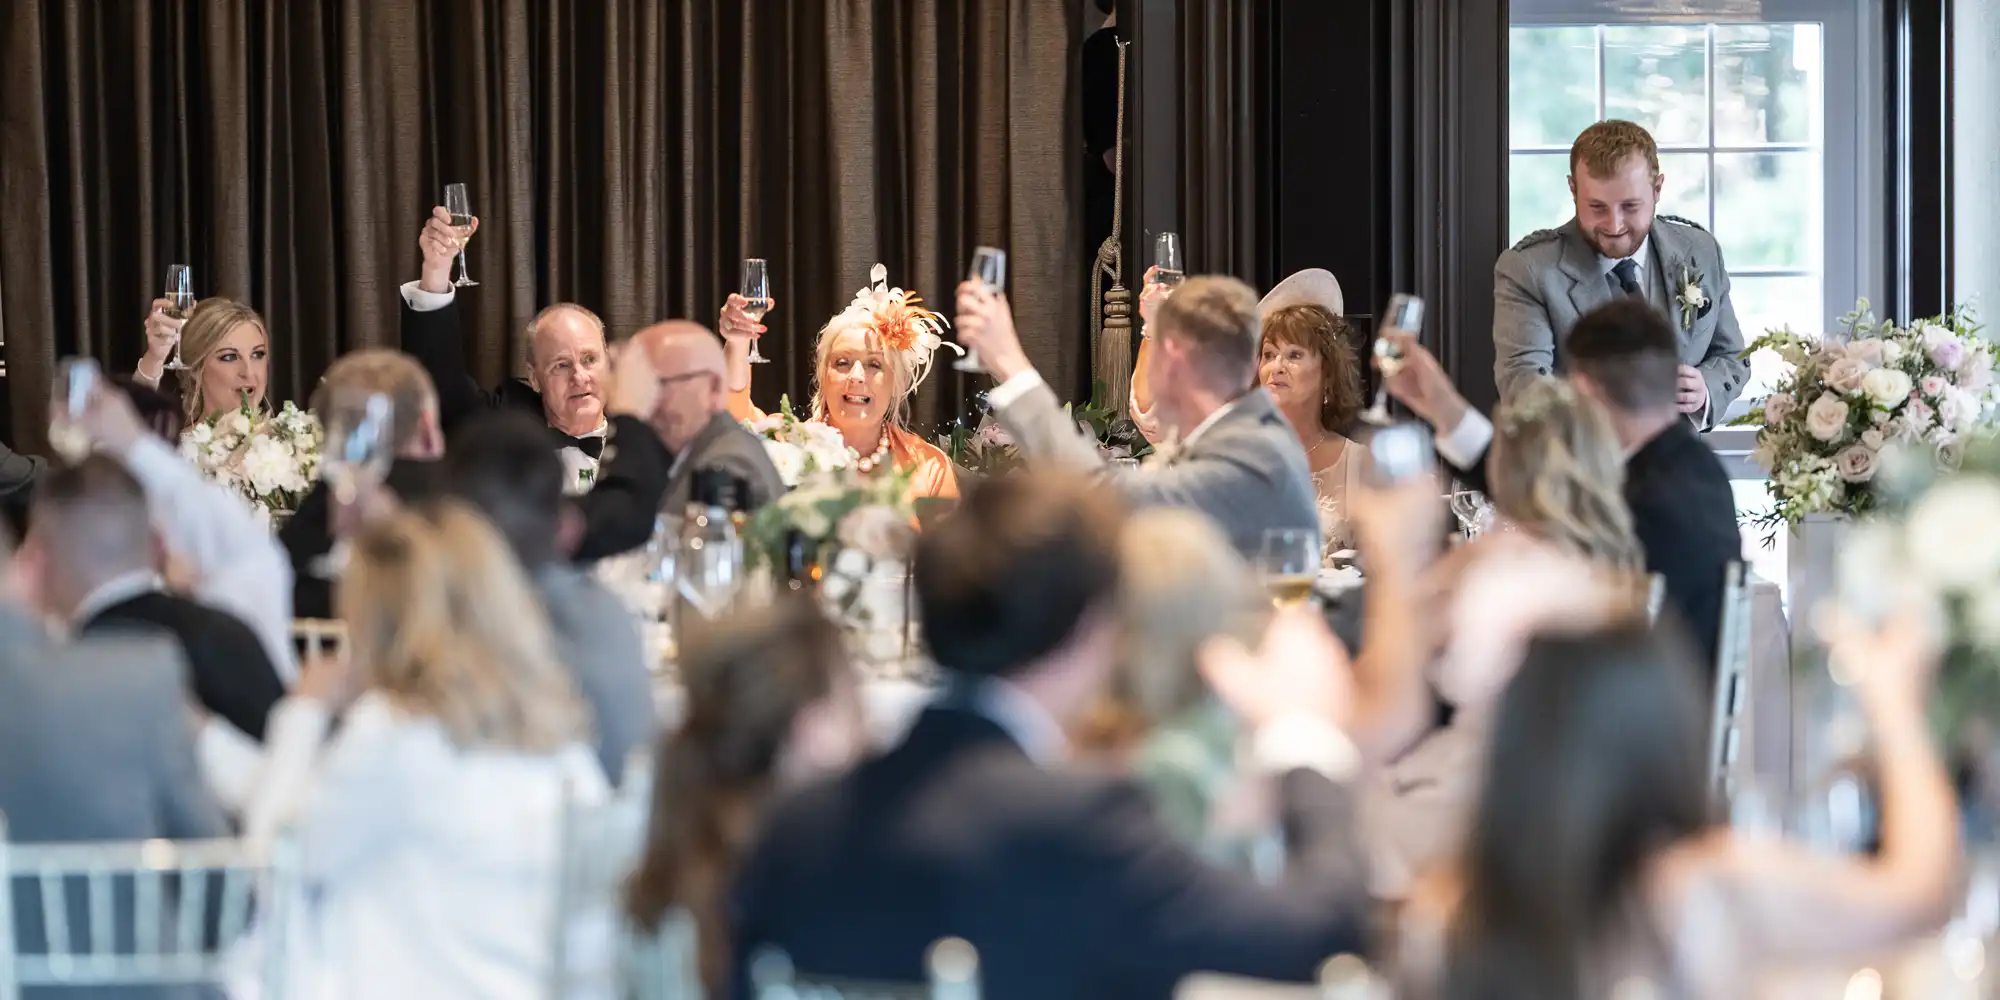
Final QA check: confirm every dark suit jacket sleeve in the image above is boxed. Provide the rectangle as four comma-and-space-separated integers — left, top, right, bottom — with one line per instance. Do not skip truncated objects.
400, 297, 505, 432
280, 481, 336, 620
188, 618, 287, 742
1628, 489, 1725, 668
1077, 778, 1370, 989
569, 415, 674, 563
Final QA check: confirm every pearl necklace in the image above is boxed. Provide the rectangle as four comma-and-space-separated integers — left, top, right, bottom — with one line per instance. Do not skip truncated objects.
855, 428, 893, 474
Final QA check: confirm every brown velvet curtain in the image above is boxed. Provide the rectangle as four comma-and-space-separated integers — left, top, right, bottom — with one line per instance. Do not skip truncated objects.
0, 0, 1082, 449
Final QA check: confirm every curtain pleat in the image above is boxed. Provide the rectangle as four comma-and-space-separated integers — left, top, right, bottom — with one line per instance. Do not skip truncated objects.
0, 0, 1083, 451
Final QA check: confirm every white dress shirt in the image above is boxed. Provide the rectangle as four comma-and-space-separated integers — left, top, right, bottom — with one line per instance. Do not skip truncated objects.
124, 437, 296, 680
233, 693, 611, 1000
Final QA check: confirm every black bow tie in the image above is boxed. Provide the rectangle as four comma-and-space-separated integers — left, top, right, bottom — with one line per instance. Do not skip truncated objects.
557, 433, 605, 459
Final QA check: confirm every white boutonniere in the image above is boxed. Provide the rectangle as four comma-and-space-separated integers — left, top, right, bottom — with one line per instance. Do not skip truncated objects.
1676, 261, 1711, 328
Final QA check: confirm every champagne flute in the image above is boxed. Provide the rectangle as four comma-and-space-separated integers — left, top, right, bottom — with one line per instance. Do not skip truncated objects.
443, 183, 479, 288
1360, 294, 1424, 425
162, 265, 195, 371
1152, 232, 1185, 288
741, 258, 773, 364
958, 246, 1007, 373
49, 358, 101, 463
1258, 528, 1320, 608
309, 389, 397, 578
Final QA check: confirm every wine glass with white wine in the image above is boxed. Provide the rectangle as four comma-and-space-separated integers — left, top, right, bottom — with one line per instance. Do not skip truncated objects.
162, 265, 195, 371
741, 258, 773, 365
1360, 293, 1424, 425
958, 246, 1007, 373
443, 183, 479, 288
49, 358, 101, 463
1259, 528, 1320, 608
309, 389, 397, 578
1152, 232, 1185, 288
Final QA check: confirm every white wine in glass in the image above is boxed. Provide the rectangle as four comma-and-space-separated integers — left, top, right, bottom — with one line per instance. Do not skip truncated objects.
162, 265, 195, 371
1259, 527, 1320, 608
958, 246, 1007, 373
443, 183, 479, 288
1360, 293, 1424, 425
742, 258, 772, 365
309, 389, 397, 579
49, 358, 100, 462
1152, 232, 1185, 288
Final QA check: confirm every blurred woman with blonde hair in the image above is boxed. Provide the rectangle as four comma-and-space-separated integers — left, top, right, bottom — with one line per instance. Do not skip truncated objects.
236, 501, 607, 1000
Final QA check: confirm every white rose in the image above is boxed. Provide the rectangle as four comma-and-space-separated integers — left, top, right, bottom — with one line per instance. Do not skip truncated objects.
763, 440, 806, 487
1908, 477, 2000, 586
1805, 393, 1851, 442
239, 435, 297, 497
1860, 428, 1885, 450
1860, 367, 1913, 408
1824, 356, 1872, 395
1879, 338, 1905, 364
1935, 432, 1966, 471
1763, 392, 1797, 425
1834, 445, 1879, 483
221, 410, 253, 438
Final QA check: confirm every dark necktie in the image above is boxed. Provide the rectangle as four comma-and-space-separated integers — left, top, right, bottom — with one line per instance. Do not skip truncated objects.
1610, 258, 1643, 298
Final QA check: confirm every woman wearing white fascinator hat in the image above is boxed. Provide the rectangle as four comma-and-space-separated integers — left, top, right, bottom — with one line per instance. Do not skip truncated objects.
1131, 267, 1369, 553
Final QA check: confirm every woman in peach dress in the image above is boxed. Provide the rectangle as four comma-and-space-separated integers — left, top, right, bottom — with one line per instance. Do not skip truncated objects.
720, 264, 960, 500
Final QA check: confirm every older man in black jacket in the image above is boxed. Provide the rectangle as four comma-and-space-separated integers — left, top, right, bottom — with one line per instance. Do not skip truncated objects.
1382, 298, 1741, 667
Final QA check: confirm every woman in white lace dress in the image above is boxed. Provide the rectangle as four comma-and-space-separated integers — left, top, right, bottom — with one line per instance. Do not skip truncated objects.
1130, 268, 1366, 555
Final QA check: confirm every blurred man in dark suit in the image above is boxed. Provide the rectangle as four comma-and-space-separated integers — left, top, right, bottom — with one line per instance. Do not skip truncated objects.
733, 473, 1374, 999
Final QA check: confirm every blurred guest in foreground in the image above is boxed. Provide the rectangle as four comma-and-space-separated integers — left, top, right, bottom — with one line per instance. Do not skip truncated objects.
1382, 299, 1739, 665
631, 320, 785, 514
1402, 617, 1959, 999
21, 458, 283, 742
625, 597, 864, 996
238, 503, 606, 1000
444, 410, 658, 784
955, 277, 1318, 558
733, 473, 1375, 999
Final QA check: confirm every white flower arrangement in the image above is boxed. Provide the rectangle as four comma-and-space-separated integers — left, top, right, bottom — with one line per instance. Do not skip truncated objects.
180, 399, 322, 527
745, 395, 853, 488
1735, 300, 1993, 539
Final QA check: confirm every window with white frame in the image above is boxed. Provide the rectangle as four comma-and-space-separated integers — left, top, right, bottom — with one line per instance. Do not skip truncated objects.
1507, 0, 1883, 586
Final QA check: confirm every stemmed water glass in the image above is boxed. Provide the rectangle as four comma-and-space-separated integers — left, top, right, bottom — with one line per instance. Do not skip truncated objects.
958, 247, 1007, 373
443, 183, 479, 287
310, 389, 397, 578
1152, 232, 1185, 288
162, 265, 195, 371
1448, 488, 1488, 538
675, 526, 742, 622
742, 258, 773, 365
1360, 294, 1424, 425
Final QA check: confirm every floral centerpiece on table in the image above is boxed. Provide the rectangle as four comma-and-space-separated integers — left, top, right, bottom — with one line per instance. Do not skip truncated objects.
180, 395, 322, 528
741, 464, 918, 611
1733, 300, 1994, 541
744, 395, 853, 487
938, 380, 1153, 477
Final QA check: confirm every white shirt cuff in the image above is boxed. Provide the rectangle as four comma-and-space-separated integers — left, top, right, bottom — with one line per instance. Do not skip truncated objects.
1434, 408, 1494, 471
1251, 713, 1360, 783
400, 279, 456, 313
986, 369, 1047, 412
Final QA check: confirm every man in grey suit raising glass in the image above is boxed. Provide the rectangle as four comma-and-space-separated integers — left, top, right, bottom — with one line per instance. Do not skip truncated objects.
955, 275, 1319, 558
1494, 120, 1750, 428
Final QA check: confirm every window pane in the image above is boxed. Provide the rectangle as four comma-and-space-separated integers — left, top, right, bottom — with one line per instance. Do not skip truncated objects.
1729, 274, 1821, 399
1603, 25, 1708, 146
1657, 152, 1710, 229
1713, 151, 1821, 270
1714, 23, 1821, 146
1732, 479, 1788, 594
1510, 26, 1600, 148
1508, 153, 1574, 247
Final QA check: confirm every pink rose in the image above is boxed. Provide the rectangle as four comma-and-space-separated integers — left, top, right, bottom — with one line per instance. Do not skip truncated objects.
1762, 392, 1796, 425
1805, 393, 1851, 442
1823, 356, 1871, 395
1903, 396, 1936, 433
1861, 428, 1885, 450
1835, 445, 1879, 483
1920, 375, 1948, 397
1846, 338, 1884, 364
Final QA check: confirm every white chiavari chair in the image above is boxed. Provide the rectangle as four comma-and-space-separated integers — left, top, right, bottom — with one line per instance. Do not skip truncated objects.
0, 816, 295, 1000
289, 619, 347, 661
548, 778, 664, 1000
1646, 573, 1667, 623
1709, 561, 1754, 806
750, 937, 980, 1000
